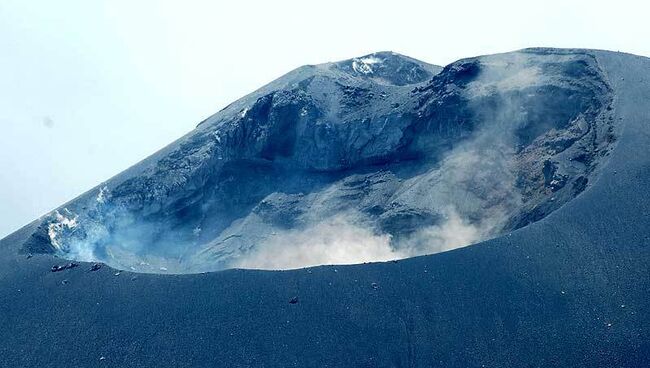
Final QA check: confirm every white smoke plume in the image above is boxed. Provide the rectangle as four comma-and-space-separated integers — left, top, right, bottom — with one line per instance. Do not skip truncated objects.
232, 206, 489, 270
233, 214, 399, 270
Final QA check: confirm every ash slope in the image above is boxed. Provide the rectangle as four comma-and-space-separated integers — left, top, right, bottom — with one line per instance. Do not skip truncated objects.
0, 49, 649, 367
23, 50, 615, 273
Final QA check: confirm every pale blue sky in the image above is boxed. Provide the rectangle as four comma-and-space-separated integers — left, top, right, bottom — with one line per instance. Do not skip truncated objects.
1, 0, 648, 238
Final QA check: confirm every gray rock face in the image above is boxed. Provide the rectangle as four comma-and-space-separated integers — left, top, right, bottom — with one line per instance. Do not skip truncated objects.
27, 49, 617, 273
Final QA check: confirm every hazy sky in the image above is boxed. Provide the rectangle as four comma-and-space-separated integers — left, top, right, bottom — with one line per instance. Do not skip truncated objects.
1, 0, 648, 238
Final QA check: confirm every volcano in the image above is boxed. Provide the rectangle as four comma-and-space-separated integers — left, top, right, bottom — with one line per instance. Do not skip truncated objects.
1, 48, 649, 367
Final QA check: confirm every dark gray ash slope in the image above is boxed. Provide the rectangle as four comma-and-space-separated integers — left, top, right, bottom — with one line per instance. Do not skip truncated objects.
24, 50, 616, 273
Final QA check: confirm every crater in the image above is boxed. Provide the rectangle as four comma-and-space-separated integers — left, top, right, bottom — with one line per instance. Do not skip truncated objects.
24, 50, 617, 273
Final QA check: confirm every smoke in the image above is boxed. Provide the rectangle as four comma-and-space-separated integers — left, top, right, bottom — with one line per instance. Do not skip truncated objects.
232, 213, 399, 270
400, 207, 492, 255
47, 208, 100, 262
47, 187, 153, 268
47, 209, 78, 251
231, 205, 492, 270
